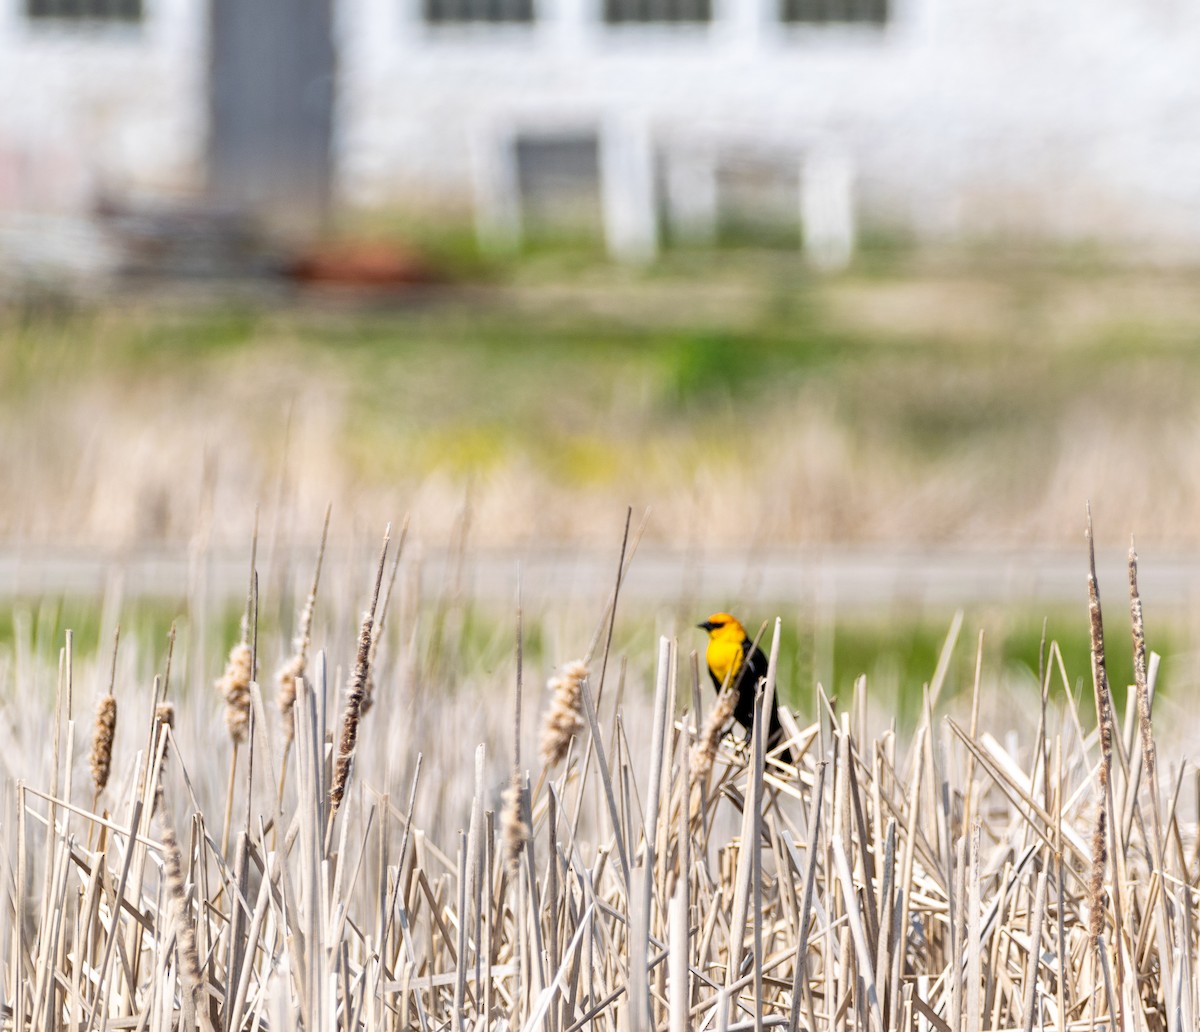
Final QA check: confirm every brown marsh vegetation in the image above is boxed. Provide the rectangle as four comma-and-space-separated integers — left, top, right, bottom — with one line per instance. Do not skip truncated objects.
0, 509, 1196, 1030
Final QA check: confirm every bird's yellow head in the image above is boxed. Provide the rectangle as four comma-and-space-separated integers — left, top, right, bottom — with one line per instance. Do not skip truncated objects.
697, 612, 747, 644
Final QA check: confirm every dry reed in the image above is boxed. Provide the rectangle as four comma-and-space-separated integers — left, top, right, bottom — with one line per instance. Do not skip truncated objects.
690, 683, 738, 783
1085, 509, 1114, 949
1, 519, 1192, 1032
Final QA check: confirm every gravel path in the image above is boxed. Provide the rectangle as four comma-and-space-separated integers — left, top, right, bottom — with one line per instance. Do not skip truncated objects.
3, 545, 1195, 612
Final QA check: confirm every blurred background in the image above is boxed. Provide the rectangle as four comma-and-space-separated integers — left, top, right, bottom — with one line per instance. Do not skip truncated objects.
4, 0, 1200, 713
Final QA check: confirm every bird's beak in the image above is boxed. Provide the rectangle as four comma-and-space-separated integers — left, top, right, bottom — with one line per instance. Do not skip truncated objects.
697, 620, 715, 632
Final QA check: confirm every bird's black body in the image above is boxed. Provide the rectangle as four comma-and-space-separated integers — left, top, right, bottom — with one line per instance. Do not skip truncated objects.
699, 615, 794, 765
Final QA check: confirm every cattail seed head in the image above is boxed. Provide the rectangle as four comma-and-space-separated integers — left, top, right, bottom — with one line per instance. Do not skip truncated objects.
329, 529, 391, 818
331, 610, 375, 815
160, 818, 202, 995
1129, 544, 1156, 783
1088, 802, 1108, 940
691, 686, 738, 783
156, 701, 175, 729
155, 702, 175, 764
539, 660, 587, 768
500, 770, 528, 874
276, 652, 304, 745
277, 584, 318, 745
151, 702, 176, 812
89, 695, 117, 796
1085, 510, 1113, 948
216, 640, 253, 745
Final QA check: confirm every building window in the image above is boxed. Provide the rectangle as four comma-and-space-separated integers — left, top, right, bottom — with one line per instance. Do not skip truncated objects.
781, 0, 886, 24
26, 0, 142, 19
423, 0, 534, 23
604, 0, 711, 24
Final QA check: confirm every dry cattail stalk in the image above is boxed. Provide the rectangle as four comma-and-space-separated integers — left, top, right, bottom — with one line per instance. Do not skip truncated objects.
690, 685, 738, 784
539, 660, 588, 768
500, 770, 527, 873
1086, 509, 1114, 944
150, 702, 176, 814
1128, 541, 1155, 783
216, 637, 253, 746
277, 507, 331, 744
330, 527, 391, 817
331, 611, 374, 814
362, 515, 408, 717
220, 520, 258, 751
159, 816, 203, 999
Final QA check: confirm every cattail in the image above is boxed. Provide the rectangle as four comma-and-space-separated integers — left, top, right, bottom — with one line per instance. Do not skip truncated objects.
1088, 800, 1108, 940
89, 694, 117, 797
1086, 507, 1114, 944
362, 519, 406, 718
330, 527, 391, 817
155, 702, 175, 764
91, 625, 121, 799
539, 660, 587, 768
216, 638, 253, 745
276, 650, 305, 747
151, 702, 175, 813
159, 817, 202, 997
278, 509, 330, 744
277, 592, 314, 739
1129, 542, 1155, 783
690, 686, 738, 783
361, 668, 378, 717
500, 770, 527, 873
330, 610, 374, 815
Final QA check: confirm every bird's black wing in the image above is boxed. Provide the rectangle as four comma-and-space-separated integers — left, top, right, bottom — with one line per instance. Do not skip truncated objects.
730, 641, 769, 732
732, 640, 793, 763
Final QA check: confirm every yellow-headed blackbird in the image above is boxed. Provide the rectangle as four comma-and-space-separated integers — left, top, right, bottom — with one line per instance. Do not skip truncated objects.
697, 612, 793, 763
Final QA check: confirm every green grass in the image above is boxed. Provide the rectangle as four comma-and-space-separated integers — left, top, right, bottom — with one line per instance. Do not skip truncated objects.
6, 240, 1200, 558
3, 591, 1176, 730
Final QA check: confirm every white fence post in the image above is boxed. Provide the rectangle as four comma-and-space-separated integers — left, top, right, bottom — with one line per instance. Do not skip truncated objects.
802, 143, 855, 270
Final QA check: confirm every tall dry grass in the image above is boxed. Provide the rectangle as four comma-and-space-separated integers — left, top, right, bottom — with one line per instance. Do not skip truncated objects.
0, 518, 1197, 1030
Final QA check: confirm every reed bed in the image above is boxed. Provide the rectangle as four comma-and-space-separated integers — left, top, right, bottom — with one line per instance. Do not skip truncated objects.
0, 521, 1197, 1031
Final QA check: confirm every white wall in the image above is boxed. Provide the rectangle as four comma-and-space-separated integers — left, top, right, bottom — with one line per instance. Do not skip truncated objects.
5, 0, 1200, 252
336, 0, 1200, 252
0, 0, 207, 214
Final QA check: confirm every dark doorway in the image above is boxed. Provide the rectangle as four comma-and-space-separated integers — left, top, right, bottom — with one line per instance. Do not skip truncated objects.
208, 0, 335, 237
514, 133, 604, 241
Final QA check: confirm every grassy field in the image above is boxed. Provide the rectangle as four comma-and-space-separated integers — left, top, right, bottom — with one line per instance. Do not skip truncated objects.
5, 245, 1200, 554
3, 244, 1200, 1026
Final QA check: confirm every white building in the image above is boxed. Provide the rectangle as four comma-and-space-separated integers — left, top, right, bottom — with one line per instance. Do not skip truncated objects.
3, 0, 1200, 264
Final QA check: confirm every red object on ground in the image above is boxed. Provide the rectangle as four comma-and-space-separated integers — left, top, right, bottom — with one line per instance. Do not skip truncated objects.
287, 241, 442, 287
